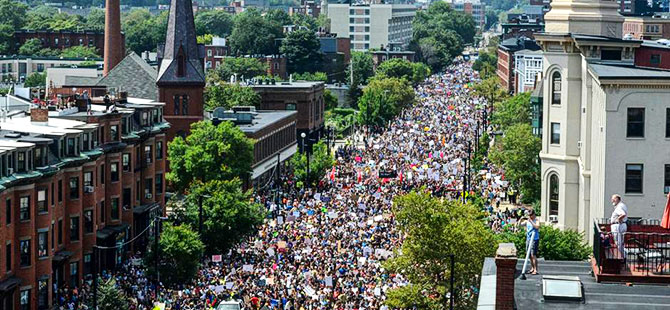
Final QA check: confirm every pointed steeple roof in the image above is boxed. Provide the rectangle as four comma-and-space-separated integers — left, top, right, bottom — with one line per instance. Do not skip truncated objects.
157, 0, 205, 85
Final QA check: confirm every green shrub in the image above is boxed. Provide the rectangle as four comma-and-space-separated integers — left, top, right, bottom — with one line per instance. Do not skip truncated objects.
495, 225, 591, 260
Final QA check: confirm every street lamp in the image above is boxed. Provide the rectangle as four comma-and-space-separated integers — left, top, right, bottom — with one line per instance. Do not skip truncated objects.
301, 132, 310, 188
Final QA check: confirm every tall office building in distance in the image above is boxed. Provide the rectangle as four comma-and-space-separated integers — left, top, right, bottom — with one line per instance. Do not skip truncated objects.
327, 3, 416, 51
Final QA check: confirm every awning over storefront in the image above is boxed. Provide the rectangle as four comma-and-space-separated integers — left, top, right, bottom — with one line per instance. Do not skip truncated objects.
133, 202, 160, 215
251, 143, 297, 180
96, 223, 130, 241
0, 277, 21, 293
52, 250, 73, 264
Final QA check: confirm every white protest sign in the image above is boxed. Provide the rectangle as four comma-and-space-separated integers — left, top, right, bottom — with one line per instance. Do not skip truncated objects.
243, 264, 254, 272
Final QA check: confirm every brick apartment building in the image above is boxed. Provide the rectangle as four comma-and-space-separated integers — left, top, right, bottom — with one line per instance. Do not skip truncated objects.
250, 81, 325, 144
211, 108, 298, 187
14, 30, 125, 57
0, 97, 168, 310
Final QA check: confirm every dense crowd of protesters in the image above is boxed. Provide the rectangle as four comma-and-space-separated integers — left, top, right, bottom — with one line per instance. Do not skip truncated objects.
62, 60, 525, 310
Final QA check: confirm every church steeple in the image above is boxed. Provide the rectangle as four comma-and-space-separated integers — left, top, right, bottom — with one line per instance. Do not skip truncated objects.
157, 0, 206, 143
157, 0, 205, 86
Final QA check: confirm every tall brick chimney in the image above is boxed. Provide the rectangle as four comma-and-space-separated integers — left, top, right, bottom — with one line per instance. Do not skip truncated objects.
104, 0, 123, 76
495, 243, 517, 310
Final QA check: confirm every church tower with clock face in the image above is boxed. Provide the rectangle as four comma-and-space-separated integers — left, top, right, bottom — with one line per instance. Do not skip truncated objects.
156, 0, 206, 143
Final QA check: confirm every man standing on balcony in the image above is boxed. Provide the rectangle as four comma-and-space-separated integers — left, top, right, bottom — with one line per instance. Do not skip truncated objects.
610, 194, 628, 256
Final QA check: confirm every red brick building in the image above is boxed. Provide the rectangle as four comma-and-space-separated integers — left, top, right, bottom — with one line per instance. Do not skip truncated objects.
156, 0, 206, 142
0, 98, 167, 310
635, 40, 670, 70
496, 37, 541, 93
14, 30, 125, 58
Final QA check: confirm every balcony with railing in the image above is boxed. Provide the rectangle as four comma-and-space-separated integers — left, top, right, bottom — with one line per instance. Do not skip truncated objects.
592, 218, 670, 283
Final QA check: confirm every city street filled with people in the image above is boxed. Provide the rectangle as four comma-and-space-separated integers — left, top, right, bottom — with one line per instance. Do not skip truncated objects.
65, 60, 520, 310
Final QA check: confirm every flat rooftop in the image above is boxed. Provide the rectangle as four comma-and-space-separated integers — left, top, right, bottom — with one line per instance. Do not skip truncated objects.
248, 81, 324, 89
234, 110, 297, 134
589, 63, 670, 79
478, 258, 670, 309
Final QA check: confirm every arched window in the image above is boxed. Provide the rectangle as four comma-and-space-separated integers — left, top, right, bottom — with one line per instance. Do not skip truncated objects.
549, 174, 559, 218
181, 95, 189, 115
551, 71, 561, 105
173, 95, 180, 115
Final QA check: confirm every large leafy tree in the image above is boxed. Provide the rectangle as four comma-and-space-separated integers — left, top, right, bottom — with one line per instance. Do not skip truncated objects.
375, 58, 431, 86
86, 8, 106, 32
229, 9, 282, 55
210, 57, 268, 82
291, 13, 319, 32
411, 2, 474, 71
24, 73, 45, 88
97, 279, 129, 310
180, 179, 266, 254
145, 224, 204, 286
349, 51, 374, 104
265, 8, 293, 27
280, 29, 322, 73
195, 10, 234, 37
0, 0, 28, 30
122, 9, 167, 53
18, 38, 43, 56
290, 140, 334, 187
61, 46, 100, 58
357, 77, 414, 127
167, 120, 254, 193
385, 191, 496, 310
492, 92, 532, 131
489, 123, 541, 203
204, 83, 261, 110
474, 76, 509, 105
472, 50, 497, 78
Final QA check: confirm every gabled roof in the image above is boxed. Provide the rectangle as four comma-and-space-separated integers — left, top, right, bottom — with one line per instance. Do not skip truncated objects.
64, 75, 101, 87
96, 53, 158, 100
156, 0, 205, 85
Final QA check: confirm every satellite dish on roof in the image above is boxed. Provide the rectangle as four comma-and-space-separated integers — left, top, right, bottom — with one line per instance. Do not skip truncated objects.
212, 107, 227, 119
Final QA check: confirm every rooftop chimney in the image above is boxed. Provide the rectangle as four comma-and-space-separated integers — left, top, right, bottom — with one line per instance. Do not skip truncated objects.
495, 243, 517, 310
104, 0, 123, 76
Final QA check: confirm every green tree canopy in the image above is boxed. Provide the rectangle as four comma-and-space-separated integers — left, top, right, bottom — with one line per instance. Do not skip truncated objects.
204, 83, 261, 110
291, 13, 319, 32
211, 57, 268, 82
0, 0, 28, 30
474, 76, 509, 104
375, 58, 431, 86
195, 10, 234, 37
229, 9, 282, 55
280, 29, 322, 73
167, 121, 254, 193
85, 8, 106, 32
349, 51, 374, 104
492, 92, 532, 130
24, 72, 45, 88
489, 123, 541, 203
265, 8, 293, 27
324, 89, 338, 110
145, 224, 204, 286
180, 179, 266, 254
290, 140, 334, 187
292, 71, 328, 82
411, 1, 474, 71
18, 38, 43, 56
357, 77, 415, 127
472, 50, 497, 78
122, 9, 167, 53
97, 279, 129, 310
385, 191, 496, 310
60, 45, 100, 58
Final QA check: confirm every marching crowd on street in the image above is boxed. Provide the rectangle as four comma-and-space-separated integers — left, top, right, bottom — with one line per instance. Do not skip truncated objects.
63, 60, 524, 310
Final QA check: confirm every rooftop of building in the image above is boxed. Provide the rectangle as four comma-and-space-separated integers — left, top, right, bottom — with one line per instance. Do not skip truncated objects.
0, 55, 103, 61
499, 36, 541, 52
248, 80, 325, 89
478, 258, 670, 309
14, 29, 110, 35
234, 110, 297, 134
588, 62, 670, 79
641, 39, 670, 50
